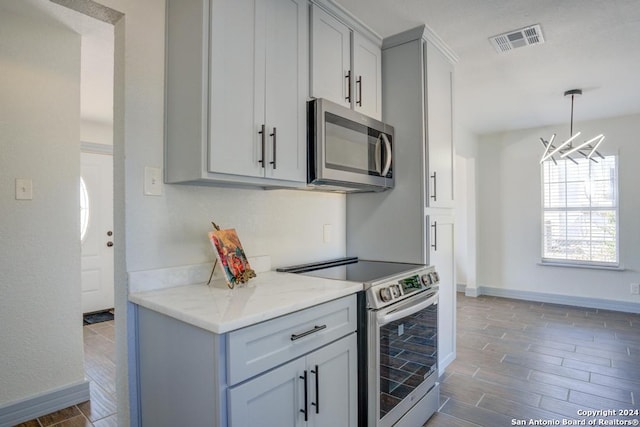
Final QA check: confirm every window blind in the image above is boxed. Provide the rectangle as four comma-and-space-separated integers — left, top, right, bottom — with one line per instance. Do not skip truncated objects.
541, 155, 618, 266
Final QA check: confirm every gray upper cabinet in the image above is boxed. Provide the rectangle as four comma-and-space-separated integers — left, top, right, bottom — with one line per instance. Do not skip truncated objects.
310, 4, 382, 120
165, 0, 308, 187
424, 40, 454, 208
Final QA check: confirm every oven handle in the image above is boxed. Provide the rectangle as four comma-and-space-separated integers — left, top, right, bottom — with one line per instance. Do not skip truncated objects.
376, 292, 438, 326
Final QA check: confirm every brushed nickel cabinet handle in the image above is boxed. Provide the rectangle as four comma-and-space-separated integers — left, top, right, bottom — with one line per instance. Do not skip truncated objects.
290, 324, 326, 341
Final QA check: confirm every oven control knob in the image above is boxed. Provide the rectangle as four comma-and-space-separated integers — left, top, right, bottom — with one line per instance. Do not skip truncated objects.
421, 274, 432, 285
379, 287, 393, 302
430, 272, 440, 284
391, 284, 401, 298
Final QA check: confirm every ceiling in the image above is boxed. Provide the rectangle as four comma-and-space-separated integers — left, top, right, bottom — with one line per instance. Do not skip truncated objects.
335, 0, 640, 135
7, 0, 640, 136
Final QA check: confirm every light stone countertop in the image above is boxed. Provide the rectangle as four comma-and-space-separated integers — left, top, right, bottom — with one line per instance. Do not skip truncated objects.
129, 270, 362, 334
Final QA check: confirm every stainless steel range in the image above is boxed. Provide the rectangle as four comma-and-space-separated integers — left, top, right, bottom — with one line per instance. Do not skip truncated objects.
277, 257, 440, 427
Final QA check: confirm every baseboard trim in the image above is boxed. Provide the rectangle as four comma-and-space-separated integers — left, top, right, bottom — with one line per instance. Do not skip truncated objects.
438, 351, 456, 378
457, 284, 480, 297
0, 380, 90, 427
477, 286, 640, 314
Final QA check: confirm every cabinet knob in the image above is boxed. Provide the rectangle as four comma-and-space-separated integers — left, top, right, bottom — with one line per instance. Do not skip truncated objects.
107, 241, 114, 247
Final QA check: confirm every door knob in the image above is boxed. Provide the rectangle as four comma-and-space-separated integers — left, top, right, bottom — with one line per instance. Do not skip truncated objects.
107, 241, 114, 247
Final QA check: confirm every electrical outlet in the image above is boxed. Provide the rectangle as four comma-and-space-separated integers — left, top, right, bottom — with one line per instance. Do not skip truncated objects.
631, 283, 640, 295
323, 224, 332, 243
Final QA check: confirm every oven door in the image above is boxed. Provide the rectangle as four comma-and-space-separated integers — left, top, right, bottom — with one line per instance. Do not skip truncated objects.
368, 291, 438, 427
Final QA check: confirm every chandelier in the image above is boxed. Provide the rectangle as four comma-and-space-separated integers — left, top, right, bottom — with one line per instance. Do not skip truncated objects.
539, 89, 605, 164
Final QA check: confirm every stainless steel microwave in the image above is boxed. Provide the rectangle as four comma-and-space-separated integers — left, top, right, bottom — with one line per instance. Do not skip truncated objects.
308, 98, 394, 192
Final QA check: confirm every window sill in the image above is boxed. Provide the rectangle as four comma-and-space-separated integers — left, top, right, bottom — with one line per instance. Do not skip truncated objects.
538, 262, 625, 271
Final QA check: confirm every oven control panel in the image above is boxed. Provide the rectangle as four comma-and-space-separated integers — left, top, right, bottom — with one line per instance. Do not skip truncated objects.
369, 267, 439, 309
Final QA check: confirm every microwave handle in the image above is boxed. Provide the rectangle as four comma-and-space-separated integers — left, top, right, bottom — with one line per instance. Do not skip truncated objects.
380, 133, 392, 177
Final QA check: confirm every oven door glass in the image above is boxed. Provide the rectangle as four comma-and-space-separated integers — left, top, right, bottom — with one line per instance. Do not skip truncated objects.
378, 294, 438, 421
324, 112, 392, 179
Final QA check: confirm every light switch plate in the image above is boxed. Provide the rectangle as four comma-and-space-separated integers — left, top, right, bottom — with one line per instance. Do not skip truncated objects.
144, 167, 163, 196
15, 178, 33, 200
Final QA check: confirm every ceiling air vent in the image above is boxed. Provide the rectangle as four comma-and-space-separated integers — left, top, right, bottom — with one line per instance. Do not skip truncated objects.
490, 24, 545, 53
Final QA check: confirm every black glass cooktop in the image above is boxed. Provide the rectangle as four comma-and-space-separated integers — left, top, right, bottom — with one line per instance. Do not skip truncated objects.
276, 257, 426, 284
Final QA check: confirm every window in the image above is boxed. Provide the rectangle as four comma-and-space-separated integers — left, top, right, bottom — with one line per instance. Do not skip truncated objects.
541, 155, 618, 266
80, 177, 90, 241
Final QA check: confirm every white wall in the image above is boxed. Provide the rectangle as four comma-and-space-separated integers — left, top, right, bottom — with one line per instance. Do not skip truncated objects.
81, 118, 112, 145
0, 10, 85, 406
477, 114, 640, 304
454, 125, 478, 293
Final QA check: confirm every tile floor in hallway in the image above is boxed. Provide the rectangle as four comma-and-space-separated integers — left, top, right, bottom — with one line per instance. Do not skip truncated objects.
14, 294, 640, 427
425, 294, 640, 427
15, 320, 117, 427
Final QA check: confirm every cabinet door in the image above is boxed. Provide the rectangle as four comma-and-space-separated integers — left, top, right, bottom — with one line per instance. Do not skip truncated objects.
425, 40, 454, 207
428, 214, 456, 373
228, 357, 306, 427
209, 0, 264, 178
264, 0, 307, 182
353, 32, 382, 120
310, 5, 351, 109
306, 334, 358, 427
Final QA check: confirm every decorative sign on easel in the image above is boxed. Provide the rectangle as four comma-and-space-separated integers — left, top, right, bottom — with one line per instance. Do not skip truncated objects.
207, 222, 256, 289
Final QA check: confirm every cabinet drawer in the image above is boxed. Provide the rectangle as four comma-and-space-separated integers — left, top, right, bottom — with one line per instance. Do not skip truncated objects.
227, 295, 357, 385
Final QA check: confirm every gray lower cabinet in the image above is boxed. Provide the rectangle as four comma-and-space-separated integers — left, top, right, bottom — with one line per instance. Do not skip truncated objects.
228, 333, 357, 427
136, 294, 358, 426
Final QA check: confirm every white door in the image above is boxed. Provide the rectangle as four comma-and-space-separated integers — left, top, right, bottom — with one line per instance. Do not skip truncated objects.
81, 151, 114, 313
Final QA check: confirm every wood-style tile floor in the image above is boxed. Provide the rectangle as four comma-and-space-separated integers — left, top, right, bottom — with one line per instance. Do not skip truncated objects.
14, 320, 117, 427
425, 294, 640, 427
15, 295, 640, 427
